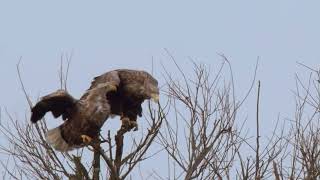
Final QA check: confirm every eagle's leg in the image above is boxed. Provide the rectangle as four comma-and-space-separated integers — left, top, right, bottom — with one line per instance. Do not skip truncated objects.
81, 134, 93, 144
121, 117, 138, 131
121, 117, 130, 131
130, 121, 138, 131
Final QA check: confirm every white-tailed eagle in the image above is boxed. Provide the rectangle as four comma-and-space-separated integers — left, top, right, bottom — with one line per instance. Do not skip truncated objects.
30, 69, 159, 151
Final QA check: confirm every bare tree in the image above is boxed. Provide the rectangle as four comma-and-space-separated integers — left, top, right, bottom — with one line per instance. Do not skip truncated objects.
1, 56, 320, 180
271, 64, 320, 180
236, 81, 287, 180
157, 57, 247, 180
157, 56, 288, 180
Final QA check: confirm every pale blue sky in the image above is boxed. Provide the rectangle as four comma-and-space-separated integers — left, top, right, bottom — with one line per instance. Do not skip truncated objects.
1, 0, 320, 178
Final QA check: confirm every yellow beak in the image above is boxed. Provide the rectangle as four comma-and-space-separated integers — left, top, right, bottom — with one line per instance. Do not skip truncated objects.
150, 93, 159, 102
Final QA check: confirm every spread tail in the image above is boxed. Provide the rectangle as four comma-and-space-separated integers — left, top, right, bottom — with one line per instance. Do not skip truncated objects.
45, 127, 77, 152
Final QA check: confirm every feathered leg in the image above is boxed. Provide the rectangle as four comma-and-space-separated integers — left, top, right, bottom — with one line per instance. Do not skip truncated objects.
121, 116, 138, 131
81, 135, 93, 144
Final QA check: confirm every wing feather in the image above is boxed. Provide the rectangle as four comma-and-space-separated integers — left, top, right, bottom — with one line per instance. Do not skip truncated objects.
31, 90, 76, 123
80, 70, 121, 100
89, 70, 120, 89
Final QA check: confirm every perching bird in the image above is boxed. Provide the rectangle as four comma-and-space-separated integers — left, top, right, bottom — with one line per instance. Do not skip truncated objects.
31, 69, 159, 151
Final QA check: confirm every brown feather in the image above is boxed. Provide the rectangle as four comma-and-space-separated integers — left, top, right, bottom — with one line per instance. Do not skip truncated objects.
31, 90, 76, 123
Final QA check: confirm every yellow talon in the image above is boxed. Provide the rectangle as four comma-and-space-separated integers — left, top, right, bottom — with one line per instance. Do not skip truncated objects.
81, 135, 93, 144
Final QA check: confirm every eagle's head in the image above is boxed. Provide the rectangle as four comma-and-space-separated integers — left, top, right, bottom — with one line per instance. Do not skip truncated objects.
120, 70, 159, 102
144, 76, 159, 102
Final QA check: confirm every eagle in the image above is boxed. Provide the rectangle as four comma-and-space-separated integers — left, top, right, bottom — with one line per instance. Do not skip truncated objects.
30, 69, 159, 151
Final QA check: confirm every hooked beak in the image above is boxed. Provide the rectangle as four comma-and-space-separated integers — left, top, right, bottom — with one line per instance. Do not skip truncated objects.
150, 93, 159, 102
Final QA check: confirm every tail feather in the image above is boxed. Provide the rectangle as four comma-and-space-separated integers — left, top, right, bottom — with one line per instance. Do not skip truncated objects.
45, 127, 77, 152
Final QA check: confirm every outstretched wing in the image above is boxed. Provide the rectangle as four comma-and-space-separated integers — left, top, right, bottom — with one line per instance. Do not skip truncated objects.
31, 90, 77, 123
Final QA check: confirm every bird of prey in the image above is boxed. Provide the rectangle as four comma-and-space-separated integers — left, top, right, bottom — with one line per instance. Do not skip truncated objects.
30, 69, 159, 151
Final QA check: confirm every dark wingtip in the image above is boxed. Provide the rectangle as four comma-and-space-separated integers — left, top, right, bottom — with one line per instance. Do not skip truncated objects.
30, 104, 45, 123
30, 116, 38, 123
30, 110, 41, 123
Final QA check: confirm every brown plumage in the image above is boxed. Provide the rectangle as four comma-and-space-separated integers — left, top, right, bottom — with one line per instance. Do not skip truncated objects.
31, 84, 116, 151
31, 69, 159, 151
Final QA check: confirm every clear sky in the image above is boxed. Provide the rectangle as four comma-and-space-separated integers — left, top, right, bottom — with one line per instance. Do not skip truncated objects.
1, 0, 320, 178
